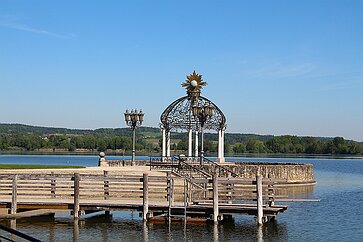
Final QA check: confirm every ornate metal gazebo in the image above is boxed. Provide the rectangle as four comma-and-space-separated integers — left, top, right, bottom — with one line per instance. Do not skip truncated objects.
160, 71, 226, 163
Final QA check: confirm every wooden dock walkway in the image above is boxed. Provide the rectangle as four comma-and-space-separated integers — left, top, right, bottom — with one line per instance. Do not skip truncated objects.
0, 208, 57, 219
0, 171, 288, 224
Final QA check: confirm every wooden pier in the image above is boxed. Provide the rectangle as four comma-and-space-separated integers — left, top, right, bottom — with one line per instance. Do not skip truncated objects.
0, 171, 287, 225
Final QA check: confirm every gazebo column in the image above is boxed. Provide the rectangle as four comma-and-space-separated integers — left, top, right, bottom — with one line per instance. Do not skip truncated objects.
161, 128, 166, 157
166, 130, 171, 157
188, 129, 193, 157
217, 129, 225, 163
220, 130, 225, 162
194, 130, 199, 157
218, 129, 222, 160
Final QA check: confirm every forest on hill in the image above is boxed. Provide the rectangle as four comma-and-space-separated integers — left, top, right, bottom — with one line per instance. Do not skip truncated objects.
1, 123, 362, 155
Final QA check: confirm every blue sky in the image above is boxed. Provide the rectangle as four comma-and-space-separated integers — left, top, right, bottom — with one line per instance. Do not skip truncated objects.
1, 1, 363, 141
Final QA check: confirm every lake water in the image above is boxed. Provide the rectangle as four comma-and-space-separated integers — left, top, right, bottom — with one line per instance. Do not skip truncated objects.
0, 155, 362, 241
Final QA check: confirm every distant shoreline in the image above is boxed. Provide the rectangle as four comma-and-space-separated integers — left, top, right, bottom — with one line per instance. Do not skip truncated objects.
1, 150, 362, 160
0, 150, 157, 156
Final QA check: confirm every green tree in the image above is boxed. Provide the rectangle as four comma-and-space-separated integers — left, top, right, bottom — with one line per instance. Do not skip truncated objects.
177, 140, 188, 151
246, 137, 266, 153
233, 142, 246, 153
302, 137, 323, 154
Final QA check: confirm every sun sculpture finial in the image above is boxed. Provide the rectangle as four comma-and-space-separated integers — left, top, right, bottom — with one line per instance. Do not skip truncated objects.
181, 71, 207, 98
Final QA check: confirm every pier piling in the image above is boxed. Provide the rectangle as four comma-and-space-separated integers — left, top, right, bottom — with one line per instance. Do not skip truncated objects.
11, 175, 18, 215
256, 172, 263, 225
143, 173, 149, 221
213, 174, 219, 223
73, 173, 80, 219
104, 170, 109, 200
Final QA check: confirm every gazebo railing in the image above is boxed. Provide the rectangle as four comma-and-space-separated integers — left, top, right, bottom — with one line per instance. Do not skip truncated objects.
149, 156, 179, 170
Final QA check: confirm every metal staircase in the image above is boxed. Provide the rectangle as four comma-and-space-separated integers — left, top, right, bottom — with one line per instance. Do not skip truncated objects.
149, 155, 238, 179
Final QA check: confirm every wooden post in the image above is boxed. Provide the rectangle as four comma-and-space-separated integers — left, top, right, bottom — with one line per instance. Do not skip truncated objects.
51, 172, 56, 198
268, 174, 275, 207
166, 172, 171, 202
11, 174, 18, 215
73, 173, 80, 219
203, 180, 208, 199
227, 172, 232, 204
212, 175, 219, 223
187, 181, 192, 205
143, 173, 149, 221
104, 170, 109, 200
184, 178, 187, 219
170, 178, 174, 207
168, 176, 174, 219
256, 172, 263, 225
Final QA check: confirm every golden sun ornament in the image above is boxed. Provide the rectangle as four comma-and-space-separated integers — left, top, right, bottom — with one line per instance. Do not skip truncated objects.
181, 70, 207, 93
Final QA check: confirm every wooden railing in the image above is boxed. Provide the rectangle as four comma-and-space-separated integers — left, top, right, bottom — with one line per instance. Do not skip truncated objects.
0, 172, 285, 224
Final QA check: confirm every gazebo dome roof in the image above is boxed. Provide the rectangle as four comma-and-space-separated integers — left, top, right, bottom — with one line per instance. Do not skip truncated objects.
160, 71, 226, 132
160, 95, 226, 131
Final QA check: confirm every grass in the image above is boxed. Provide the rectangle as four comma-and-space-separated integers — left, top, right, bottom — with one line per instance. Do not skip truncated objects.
0, 164, 85, 169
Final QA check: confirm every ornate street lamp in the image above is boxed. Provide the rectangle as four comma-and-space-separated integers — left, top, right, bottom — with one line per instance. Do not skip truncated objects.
124, 109, 144, 164
192, 102, 213, 164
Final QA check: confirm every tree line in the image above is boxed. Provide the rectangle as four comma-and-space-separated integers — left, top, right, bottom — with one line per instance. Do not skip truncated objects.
229, 136, 363, 154
173, 135, 363, 155
0, 134, 157, 152
0, 123, 159, 136
1, 124, 362, 155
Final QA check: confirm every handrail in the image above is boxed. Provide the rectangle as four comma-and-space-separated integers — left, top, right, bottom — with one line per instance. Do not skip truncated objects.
0, 224, 41, 242
149, 155, 239, 178
202, 157, 239, 177
177, 159, 212, 179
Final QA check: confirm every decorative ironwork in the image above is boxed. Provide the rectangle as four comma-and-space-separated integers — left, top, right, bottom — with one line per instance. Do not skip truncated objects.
160, 95, 226, 132
181, 70, 207, 100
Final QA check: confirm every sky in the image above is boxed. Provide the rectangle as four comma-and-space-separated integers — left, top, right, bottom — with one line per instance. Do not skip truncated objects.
1, 1, 363, 141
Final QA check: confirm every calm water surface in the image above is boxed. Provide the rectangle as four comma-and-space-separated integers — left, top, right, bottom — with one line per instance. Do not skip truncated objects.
0, 155, 362, 241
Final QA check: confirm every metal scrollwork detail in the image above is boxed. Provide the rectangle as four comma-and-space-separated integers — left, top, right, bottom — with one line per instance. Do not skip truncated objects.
160, 95, 226, 132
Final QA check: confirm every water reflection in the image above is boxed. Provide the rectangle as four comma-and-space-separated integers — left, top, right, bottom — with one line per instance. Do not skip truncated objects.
257, 225, 263, 242
0, 214, 289, 241
213, 223, 218, 242
276, 184, 315, 197
73, 219, 79, 242
10, 219, 17, 241
143, 222, 148, 242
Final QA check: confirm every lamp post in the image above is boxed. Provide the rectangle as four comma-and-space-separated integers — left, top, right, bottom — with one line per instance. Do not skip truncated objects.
192, 102, 213, 165
124, 109, 144, 164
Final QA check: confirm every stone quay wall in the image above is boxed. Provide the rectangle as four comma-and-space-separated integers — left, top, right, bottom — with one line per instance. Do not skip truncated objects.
99, 158, 314, 184
101, 159, 148, 167
203, 162, 315, 183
